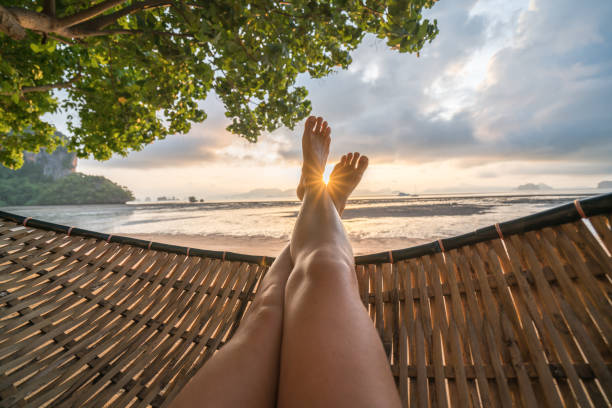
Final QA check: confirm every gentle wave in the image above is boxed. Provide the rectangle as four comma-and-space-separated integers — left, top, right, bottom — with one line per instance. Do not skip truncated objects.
0, 193, 594, 241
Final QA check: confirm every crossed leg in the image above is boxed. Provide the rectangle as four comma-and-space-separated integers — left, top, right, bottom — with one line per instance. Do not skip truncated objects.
172, 116, 399, 408
170, 244, 292, 408
278, 116, 401, 407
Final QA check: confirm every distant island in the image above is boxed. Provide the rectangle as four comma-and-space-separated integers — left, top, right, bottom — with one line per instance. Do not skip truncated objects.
0, 146, 134, 206
598, 180, 612, 189
517, 183, 553, 191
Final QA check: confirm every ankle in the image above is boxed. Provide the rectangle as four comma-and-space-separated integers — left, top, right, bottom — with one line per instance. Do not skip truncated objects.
302, 159, 325, 178
302, 178, 326, 196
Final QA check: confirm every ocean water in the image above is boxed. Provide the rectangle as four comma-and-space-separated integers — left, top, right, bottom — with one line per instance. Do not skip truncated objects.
0, 192, 601, 242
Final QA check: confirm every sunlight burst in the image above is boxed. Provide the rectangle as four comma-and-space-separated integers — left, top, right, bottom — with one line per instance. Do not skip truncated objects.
322, 166, 332, 185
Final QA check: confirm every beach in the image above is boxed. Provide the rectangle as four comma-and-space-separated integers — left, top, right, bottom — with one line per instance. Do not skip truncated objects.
1, 192, 595, 257
123, 233, 429, 257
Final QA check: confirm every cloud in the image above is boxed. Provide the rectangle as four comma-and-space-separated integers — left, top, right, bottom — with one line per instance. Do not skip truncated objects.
81, 0, 612, 177
284, 0, 612, 167
469, 0, 612, 160
468, 159, 612, 177
259, 0, 491, 164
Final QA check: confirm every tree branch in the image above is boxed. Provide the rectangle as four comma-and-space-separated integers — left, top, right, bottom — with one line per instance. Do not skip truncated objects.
359, 2, 385, 17
75, 28, 196, 38
56, 0, 127, 28
47, 32, 75, 45
235, 36, 258, 63
4, 7, 60, 34
20, 81, 75, 93
183, 3, 206, 9
82, 0, 172, 31
2, 0, 177, 40
1, 76, 81, 96
0, 5, 27, 39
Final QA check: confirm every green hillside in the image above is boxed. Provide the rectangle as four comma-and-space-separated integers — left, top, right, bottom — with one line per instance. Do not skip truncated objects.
0, 149, 133, 206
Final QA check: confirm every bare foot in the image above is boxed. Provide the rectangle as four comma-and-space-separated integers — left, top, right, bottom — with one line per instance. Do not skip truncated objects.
327, 152, 369, 216
296, 116, 331, 198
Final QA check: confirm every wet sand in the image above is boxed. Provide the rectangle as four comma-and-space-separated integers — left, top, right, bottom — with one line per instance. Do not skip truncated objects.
125, 233, 429, 257
285, 203, 494, 219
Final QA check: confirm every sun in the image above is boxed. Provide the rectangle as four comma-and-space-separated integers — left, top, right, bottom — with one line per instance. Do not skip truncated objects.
322, 166, 332, 185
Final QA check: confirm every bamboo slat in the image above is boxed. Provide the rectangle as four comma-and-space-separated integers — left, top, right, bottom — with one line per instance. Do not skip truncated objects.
1, 193, 611, 407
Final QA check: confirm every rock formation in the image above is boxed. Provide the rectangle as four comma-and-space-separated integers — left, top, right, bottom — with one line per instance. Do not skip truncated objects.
23, 146, 77, 180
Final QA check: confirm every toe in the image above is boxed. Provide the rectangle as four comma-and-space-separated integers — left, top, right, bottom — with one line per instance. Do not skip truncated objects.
340, 155, 347, 165
304, 116, 316, 132
350, 152, 360, 168
346, 152, 353, 165
320, 122, 329, 139
357, 156, 369, 173
314, 117, 323, 134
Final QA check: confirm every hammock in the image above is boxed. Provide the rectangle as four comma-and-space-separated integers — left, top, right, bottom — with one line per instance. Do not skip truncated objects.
1, 193, 611, 408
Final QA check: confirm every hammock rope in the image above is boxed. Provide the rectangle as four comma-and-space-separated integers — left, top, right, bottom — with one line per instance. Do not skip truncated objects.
1, 193, 611, 407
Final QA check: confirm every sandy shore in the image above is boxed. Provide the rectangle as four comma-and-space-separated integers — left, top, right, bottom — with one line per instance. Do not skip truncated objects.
124, 233, 429, 257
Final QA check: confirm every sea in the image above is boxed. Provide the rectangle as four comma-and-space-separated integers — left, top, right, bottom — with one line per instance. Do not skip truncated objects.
1, 191, 606, 244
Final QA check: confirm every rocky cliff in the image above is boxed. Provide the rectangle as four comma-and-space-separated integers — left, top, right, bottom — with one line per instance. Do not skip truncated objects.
23, 146, 77, 180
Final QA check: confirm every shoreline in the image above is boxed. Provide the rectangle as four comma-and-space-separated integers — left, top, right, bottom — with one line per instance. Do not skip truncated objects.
124, 233, 429, 257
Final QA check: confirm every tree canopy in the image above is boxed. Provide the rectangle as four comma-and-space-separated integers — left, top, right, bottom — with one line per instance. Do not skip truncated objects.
0, 0, 439, 168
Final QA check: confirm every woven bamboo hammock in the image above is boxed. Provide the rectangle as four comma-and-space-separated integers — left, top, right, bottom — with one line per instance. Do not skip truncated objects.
1, 193, 611, 407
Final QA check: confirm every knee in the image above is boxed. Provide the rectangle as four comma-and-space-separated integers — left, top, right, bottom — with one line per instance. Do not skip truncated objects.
253, 282, 283, 310
297, 247, 354, 272
288, 248, 357, 291
236, 294, 282, 337
244, 303, 282, 327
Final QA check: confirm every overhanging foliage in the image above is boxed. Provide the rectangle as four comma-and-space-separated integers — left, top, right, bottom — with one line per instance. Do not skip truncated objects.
0, 0, 439, 168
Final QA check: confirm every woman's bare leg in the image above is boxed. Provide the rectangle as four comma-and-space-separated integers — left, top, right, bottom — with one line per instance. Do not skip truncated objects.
171, 245, 292, 408
278, 116, 401, 407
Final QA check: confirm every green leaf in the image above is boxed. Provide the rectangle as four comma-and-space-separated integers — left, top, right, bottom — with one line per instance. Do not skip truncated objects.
30, 43, 43, 53
1, 0, 440, 168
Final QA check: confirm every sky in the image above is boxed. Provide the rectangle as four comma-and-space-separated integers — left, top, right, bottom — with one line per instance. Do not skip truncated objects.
51, 0, 612, 200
